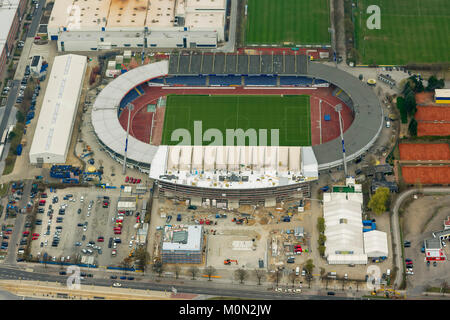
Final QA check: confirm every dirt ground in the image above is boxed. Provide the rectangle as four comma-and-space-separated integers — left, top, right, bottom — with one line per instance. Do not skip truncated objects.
402, 194, 450, 295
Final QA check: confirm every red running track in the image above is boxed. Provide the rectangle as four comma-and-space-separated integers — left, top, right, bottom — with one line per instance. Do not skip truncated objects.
118, 86, 354, 146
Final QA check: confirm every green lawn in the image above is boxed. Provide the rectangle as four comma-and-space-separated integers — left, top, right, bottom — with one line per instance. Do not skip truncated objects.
245, 0, 331, 46
162, 95, 311, 146
355, 0, 450, 65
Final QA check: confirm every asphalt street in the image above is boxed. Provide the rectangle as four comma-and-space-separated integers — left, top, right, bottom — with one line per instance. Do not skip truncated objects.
27, 0, 46, 38
0, 265, 359, 300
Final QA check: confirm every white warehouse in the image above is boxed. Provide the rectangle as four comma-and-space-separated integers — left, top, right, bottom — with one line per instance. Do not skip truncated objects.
47, 0, 227, 51
29, 54, 87, 164
323, 179, 367, 265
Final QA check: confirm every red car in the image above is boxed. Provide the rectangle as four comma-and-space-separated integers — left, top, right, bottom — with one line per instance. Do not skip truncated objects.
136, 179, 141, 184
32, 233, 40, 237
125, 176, 129, 183
23, 231, 30, 235
31, 237, 38, 240
136, 216, 140, 223
114, 231, 122, 235
97, 237, 104, 242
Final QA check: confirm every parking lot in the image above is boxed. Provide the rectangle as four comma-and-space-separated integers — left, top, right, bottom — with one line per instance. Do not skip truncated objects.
29, 186, 146, 267
402, 194, 450, 295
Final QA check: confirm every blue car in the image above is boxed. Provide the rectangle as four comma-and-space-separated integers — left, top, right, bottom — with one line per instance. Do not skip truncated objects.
120, 276, 126, 280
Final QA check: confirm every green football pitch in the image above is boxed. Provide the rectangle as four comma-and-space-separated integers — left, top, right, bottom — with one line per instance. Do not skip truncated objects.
245, 0, 331, 46
161, 95, 311, 146
355, 0, 450, 64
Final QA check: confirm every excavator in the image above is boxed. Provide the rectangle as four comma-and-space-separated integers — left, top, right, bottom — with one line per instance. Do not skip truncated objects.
224, 259, 238, 265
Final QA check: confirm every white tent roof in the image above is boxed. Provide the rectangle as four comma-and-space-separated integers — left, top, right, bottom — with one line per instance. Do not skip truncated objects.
364, 230, 388, 258
29, 54, 87, 163
323, 188, 366, 262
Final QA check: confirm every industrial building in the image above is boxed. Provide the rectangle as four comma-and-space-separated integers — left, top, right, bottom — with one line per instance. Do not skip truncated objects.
161, 225, 204, 264
47, 0, 228, 51
323, 178, 389, 264
435, 89, 450, 104
29, 54, 87, 164
323, 178, 367, 265
0, 0, 27, 77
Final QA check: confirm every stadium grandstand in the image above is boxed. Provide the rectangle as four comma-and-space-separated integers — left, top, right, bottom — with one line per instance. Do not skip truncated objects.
92, 53, 383, 204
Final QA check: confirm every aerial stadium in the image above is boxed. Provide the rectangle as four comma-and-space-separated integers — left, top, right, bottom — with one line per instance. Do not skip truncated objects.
91, 52, 383, 205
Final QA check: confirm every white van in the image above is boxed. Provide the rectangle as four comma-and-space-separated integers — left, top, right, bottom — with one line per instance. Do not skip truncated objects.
386, 269, 391, 276
295, 266, 300, 276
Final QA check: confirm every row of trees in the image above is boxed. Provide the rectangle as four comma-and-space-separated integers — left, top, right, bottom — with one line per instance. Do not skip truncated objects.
146, 259, 316, 287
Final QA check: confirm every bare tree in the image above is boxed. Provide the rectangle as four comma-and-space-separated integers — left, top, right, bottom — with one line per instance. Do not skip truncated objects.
121, 256, 133, 275
441, 281, 448, 296
152, 259, 164, 277
173, 265, 181, 279
288, 270, 298, 287
271, 269, 282, 287
254, 269, 266, 285
234, 268, 248, 284
203, 266, 217, 281
188, 266, 199, 280
134, 247, 150, 273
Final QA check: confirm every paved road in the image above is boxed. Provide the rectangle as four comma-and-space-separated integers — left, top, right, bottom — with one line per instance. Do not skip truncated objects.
0, 80, 19, 147
0, 264, 359, 300
5, 181, 32, 265
391, 188, 450, 289
27, 0, 46, 38
215, 0, 237, 53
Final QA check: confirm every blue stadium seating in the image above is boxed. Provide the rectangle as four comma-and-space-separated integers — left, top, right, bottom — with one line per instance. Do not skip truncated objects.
148, 77, 165, 84
244, 76, 277, 86
313, 79, 328, 85
209, 75, 241, 86
279, 76, 313, 86
165, 76, 206, 86
118, 89, 140, 116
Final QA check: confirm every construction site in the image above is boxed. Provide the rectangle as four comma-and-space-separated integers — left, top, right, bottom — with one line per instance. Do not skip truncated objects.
149, 196, 315, 273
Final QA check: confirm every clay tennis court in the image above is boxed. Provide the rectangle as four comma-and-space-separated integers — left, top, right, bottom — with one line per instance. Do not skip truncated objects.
415, 106, 450, 136
418, 123, 450, 136
415, 106, 450, 121
415, 92, 435, 105
402, 166, 450, 184
399, 143, 450, 161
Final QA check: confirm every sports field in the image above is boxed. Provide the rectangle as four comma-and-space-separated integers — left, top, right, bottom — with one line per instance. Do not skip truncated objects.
161, 95, 311, 146
355, 0, 450, 64
245, 0, 330, 46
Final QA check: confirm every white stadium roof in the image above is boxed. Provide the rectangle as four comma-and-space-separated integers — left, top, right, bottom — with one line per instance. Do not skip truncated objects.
91, 60, 168, 166
29, 54, 87, 164
149, 145, 318, 190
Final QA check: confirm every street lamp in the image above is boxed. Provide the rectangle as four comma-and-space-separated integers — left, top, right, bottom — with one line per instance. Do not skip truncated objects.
335, 104, 348, 177
122, 103, 134, 175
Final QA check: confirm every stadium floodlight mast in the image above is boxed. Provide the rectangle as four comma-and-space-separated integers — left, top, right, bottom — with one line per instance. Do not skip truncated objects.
122, 103, 134, 175
334, 103, 348, 177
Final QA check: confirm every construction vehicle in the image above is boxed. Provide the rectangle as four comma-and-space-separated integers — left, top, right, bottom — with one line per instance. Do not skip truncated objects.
224, 259, 238, 265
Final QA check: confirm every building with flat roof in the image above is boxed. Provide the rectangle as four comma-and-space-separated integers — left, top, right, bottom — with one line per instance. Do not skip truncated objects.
161, 225, 204, 263
424, 238, 446, 261
29, 54, 87, 164
47, 0, 227, 51
435, 89, 450, 104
